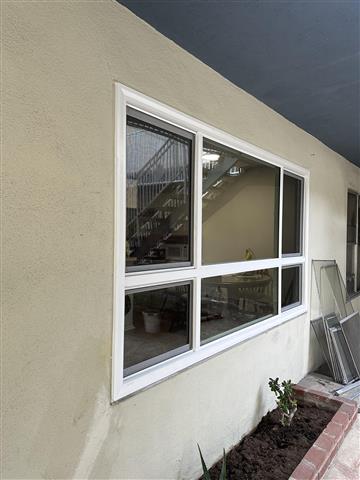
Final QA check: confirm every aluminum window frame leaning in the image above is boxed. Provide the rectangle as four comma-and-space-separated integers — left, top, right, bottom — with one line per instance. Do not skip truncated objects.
112, 83, 310, 402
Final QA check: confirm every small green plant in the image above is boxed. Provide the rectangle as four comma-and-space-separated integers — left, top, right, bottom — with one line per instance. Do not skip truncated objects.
198, 445, 226, 480
268, 377, 297, 427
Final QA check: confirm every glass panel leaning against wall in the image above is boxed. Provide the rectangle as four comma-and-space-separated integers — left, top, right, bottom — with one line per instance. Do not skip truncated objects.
282, 173, 303, 255
202, 139, 280, 264
124, 283, 191, 376
201, 269, 278, 343
126, 108, 193, 270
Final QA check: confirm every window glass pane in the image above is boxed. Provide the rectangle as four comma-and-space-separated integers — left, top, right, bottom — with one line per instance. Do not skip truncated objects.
201, 269, 278, 343
124, 283, 191, 376
347, 192, 357, 244
126, 110, 192, 269
346, 244, 356, 294
282, 173, 302, 255
346, 192, 357, 294
202, 139, 280, 265
282, 266, 301, 309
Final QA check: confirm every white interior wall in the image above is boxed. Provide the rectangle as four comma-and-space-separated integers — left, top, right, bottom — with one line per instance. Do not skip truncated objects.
203, 166, 277, 263
4, 2, 360, 479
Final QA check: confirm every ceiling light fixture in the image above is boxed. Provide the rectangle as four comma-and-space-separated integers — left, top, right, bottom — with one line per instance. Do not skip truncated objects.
202, 152, 220, 163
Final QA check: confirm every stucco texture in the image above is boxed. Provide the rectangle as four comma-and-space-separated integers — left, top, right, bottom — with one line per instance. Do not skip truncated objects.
3, 1, 360, 479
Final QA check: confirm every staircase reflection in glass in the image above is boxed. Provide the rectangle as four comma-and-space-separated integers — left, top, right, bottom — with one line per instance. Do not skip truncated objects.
126, 108, 193, 270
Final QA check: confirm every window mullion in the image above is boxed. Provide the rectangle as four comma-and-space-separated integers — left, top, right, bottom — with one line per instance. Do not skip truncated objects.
125, 268, 197, 289
277, 267, 281, 315
278, 167, 284, 258
280, 255, 306, 267
278, 168, 284, 314
193, 133, 203, 269
192, 277, 201, 351
192, 133, 203, 349
200, 258, 282, 278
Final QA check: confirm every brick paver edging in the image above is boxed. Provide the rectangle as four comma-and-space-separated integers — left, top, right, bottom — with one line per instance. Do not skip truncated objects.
289, 385, 358, 480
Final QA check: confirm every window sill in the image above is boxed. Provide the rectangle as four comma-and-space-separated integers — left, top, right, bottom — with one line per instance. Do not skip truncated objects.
112, 305, 307, 403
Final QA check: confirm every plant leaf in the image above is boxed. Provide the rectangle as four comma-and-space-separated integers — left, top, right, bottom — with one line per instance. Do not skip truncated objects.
219, 449, 227, 480
197, 444, 211, 480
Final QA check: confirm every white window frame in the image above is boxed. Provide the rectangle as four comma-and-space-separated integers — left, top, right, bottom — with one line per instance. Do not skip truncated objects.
112, 83, 310, 402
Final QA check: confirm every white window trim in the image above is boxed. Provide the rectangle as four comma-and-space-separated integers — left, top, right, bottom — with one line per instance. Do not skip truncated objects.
112, 83, 310, 402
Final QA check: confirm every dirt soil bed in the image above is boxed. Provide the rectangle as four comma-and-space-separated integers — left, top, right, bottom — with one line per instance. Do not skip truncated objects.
206, 403, 334, 480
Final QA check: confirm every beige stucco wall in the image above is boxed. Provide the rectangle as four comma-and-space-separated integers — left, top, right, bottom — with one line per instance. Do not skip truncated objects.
3, 2, 360, 479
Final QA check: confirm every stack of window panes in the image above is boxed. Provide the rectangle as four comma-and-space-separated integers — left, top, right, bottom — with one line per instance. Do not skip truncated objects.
311, 260, 360, 384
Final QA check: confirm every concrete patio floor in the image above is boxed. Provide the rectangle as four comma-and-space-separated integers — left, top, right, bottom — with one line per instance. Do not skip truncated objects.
299, 373, 360, 480
323, 414, 360, 480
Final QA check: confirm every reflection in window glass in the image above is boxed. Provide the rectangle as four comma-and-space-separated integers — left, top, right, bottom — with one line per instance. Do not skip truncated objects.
202, 139, 280, 265
126, 109, 192, 269
282, 266, 301, 309
282, 174, 302, 255
346, 192, 357, 294
347, 244, 356, 294
347, 192, 357, 243
201, 269, 278, 343
124, 284, 191, 376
